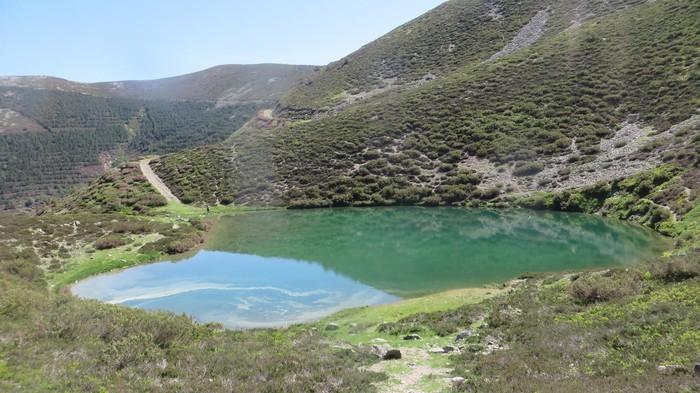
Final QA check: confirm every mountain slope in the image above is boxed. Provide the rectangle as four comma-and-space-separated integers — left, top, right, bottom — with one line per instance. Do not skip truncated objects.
0, 87, 260, 208
0, 65, 316, 209
154, 0, 699, 208
279, 0, 650, 114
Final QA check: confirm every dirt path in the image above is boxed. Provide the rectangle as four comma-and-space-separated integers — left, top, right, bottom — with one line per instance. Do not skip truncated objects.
139, 158, 181, 203
368, 347, 452, 393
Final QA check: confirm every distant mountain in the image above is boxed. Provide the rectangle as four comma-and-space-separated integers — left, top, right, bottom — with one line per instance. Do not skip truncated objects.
153, 0, 699, 208
0, 64, 318, 105
0, 64, 317, 209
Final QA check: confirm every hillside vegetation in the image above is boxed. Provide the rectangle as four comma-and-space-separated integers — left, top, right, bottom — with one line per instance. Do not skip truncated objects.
0, 86, 259, 208
0, 64, 316, 209
155, 0, 699, 209
280, 0, 651, 113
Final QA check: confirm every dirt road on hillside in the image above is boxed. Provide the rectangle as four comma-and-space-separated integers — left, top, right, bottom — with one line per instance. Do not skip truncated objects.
139, 158, 181, 203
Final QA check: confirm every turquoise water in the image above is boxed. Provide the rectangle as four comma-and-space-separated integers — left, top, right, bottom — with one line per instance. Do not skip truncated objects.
72, 208, 668, 328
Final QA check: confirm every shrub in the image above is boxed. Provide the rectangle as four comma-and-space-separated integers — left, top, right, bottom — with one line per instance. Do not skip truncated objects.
163, 234, 203, 255
649, 255, 700, 282
569, 273, 640, 304
512, 161, 544, 177
94, 235, 128, 250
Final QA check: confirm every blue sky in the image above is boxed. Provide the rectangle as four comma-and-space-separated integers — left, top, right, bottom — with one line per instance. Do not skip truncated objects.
0, 0, 445, 82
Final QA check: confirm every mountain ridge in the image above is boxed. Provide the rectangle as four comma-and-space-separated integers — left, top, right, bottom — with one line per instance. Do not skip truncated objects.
0, 63, 318, 104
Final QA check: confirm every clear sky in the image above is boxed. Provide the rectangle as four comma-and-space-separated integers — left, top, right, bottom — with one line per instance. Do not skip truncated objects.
0, 0, 445, 82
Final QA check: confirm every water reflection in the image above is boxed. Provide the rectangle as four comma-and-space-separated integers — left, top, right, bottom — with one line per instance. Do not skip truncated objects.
206, 208, 668, 296
73, 251, 399, 328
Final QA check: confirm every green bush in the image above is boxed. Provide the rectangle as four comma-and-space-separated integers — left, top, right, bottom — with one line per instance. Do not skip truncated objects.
94, 234, 127, 250
569, 273, 640, 304
512, 162, 544, 177
649, 255, 700, 282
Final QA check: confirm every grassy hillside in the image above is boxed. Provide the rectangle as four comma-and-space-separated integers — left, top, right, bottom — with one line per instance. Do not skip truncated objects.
156, 0, 699, 209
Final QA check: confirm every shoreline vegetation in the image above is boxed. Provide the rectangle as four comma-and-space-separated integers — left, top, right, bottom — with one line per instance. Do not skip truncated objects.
1, 160, 696, 391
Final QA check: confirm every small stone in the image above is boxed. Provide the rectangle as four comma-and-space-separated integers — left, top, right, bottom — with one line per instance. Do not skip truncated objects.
383, 349, 402, 360
371, 344, 390, 358
443, 346, 455, 353
429, 347, 446, 354
694, 363, 700, 378
371, 338, 388, 343
325, 323, 339, 331
157, 358, 168, 370
451, 377, 466, 388
455, 330, 473, 342
656, 365, 688, 374
403, 334, 422, 341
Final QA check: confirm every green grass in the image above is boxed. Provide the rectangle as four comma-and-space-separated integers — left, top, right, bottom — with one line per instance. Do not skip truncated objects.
0, 0, 697, 390
49, 234, 163, 290
151, 201, 274, 219
318, 287, 498, 347
281, 0, 651, 112
668, 204, 700, 252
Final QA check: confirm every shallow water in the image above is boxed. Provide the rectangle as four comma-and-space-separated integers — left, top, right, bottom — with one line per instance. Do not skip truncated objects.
73, 207, 668, 328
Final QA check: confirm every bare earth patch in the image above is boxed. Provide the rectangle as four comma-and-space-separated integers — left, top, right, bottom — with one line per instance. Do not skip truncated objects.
368, 347, 451, 393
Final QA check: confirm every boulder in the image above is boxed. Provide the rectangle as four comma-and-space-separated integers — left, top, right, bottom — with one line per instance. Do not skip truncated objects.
429, 347, 446, 354
325, 323, 339, 331
694, 363, 700, 378
383, 349, 402, 360
371, 344, 389, 358
451, 377, 466, 388
443, 346, 456, 353
371, 344, 402, 360
403, 334, 422, 341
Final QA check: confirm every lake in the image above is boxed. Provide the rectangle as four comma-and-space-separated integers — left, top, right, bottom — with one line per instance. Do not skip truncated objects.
72, 207, 668, 328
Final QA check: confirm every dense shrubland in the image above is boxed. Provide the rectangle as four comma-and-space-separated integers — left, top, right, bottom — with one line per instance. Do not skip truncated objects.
52, 163, 167, 214
281, 0, 652, 112
0, 86, 259, 208
155, 0, 699, 209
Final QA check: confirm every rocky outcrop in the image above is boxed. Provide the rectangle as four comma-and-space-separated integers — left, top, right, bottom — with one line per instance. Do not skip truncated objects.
488, 9, 549, 62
